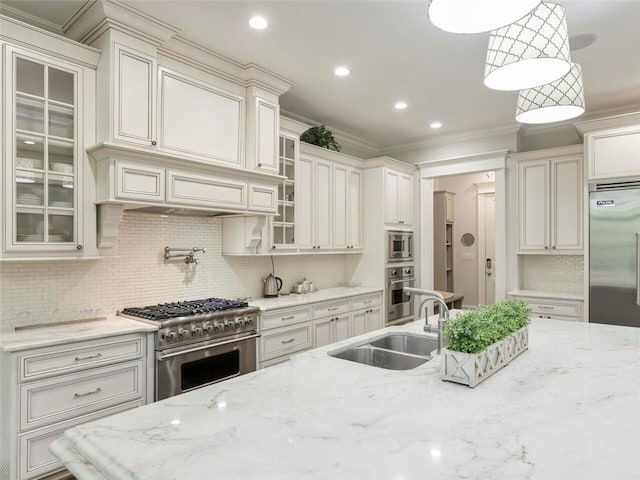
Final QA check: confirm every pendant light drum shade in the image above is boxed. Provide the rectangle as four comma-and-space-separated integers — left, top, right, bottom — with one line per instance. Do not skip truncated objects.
484, 2, 571, 91
427, 0, 541, 34
516, 63, 584, 124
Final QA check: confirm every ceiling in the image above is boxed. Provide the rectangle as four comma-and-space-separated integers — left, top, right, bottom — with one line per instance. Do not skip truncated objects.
3, 0, 640, 150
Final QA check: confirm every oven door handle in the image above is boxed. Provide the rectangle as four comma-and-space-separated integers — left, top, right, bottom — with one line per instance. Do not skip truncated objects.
157, 333, 261, 360
388, 279, 414, 285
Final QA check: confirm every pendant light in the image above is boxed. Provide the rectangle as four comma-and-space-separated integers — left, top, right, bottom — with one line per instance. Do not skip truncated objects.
516, 63, 584, 124
427, 0, 541, 34
484, 2, 571, 91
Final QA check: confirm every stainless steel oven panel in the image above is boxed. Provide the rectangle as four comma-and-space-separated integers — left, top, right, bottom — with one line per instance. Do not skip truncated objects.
387, 265, 414, 279
387, 278, 415, 323
387, 231, 413, 262
156, 333, 258, 401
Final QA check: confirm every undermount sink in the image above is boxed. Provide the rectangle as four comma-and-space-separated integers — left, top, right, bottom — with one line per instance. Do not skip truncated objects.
328, 333, 437, 370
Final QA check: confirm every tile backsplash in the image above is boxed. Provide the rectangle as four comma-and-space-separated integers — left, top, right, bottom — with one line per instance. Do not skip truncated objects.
521, 255, 584, 294
0, 212, 346, 330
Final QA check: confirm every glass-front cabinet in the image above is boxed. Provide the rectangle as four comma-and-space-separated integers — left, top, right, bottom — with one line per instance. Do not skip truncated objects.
5, 46, 84, 253
271, 133, 298, 249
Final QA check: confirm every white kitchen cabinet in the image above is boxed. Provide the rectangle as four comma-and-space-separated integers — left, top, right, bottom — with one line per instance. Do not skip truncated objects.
1, 32, 98, 258
384, 169, 413, 227
158, 67, 244, 167
246, 94, 279, 173
257, 291, 383, 367
271, 133, 298, 250
166, 170, 247, 211
114, 161, 165, 203
333, 165, 363, 250
577, 119, 640, 180
313, 314, 351, 348
298, 154, 332, 251
516, 146, 583, 253
510, 293, 583, 322
0, 332, 153, 480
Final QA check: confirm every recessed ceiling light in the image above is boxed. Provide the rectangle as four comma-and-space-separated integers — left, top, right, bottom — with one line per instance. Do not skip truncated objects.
23, 140, 35, 145
334, 66, 350, 77
394, 101, 408, 110
249, 16, 268, 30
430, 121, 443, 129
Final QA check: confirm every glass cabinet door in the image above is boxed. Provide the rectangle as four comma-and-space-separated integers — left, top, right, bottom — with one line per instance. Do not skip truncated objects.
8, 50, 79, 251
272, 135, 297, 249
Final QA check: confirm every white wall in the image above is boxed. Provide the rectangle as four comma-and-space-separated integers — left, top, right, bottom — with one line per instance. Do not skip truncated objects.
433, 172, 494, 306
0, 212, 346, 331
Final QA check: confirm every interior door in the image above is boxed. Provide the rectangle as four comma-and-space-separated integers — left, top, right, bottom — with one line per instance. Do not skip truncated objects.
480, 193, 496, 305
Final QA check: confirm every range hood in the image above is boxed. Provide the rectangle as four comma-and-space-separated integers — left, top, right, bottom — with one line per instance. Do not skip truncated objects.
89, 143, 283, 251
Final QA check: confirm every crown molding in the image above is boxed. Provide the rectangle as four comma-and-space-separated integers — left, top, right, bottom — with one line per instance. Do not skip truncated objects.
0, 4, 65, 35
574, 110, 640, 136
279, 115, 311, 137
507, 144, 583, 162
380, 124, 521, 156
416, 149, 510, 168
361, 156, 418, 174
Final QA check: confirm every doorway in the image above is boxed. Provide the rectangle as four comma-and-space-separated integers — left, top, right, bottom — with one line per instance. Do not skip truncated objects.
431, 171, 495, 308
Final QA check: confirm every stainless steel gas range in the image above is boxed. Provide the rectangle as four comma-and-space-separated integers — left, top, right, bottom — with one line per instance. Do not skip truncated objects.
119, 298, 260, 401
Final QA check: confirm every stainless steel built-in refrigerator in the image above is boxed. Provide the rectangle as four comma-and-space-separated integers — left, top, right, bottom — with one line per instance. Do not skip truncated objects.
589, 181, 640, 327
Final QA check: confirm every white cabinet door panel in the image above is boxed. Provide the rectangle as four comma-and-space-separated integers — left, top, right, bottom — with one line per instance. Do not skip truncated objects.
351, 310, 366, 337
114, 44, 155, 146
552, 158, 582, 251
313, 318, 333, 348
315, 160, 332, 249
296, 156, 314, 249
334, 315, 351, 343
167, 171, 246, 210
590, 129, 640, 179
159, 69, 243, 166
398, 174, 413, 225
519, 161, 549, 251
333, 165, 348, 249
116, 162, 165, 202
385, 170, 399, 224
348, 169, 362, 249
248, 184, 277, 213
255, 98, 279, 172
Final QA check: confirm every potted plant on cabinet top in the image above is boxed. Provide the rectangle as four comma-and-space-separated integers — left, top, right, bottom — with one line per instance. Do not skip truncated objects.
441, 299, 530, 387
300, 125, 342, 152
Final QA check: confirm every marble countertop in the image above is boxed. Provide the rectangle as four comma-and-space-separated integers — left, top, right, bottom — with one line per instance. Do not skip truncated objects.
52, 318, 640, 480
0, 316, 158, 352
248, 286, 383, 311
508, 289, 584, 301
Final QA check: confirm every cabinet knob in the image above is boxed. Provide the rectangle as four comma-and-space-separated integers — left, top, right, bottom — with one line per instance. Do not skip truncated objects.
151, 140, 157, 146
76, 244, 83, 250
257, 163, 262, 167
552, 245, 556, 249
272, 245, 276, 249
544, 246, 549, 250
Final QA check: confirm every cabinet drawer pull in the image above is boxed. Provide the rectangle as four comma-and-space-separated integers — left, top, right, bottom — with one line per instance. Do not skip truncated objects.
328, 307, 339, 311
74, 353, 103, 362
538, 305, 554, 310
74, 387, 102, 398
282, 315, 295, 320
281, 338, 295, 344
363, 300, 372, 304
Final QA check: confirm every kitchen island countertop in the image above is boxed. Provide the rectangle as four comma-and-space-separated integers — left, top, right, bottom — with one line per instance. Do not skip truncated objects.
52, 318, 640, 480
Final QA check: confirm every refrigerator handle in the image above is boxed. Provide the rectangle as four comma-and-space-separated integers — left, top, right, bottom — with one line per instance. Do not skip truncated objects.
637, 233, 640, 307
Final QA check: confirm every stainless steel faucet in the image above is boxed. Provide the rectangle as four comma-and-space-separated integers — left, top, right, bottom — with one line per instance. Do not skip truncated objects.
403, 287, 450, 353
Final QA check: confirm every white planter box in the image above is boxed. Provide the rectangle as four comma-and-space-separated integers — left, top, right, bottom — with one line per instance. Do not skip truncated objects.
441, 326, 529, 387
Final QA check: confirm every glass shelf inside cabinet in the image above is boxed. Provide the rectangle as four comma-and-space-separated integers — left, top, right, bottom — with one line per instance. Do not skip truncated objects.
274, 135, 297, 248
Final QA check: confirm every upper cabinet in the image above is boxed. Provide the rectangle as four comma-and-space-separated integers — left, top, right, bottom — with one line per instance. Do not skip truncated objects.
1, 17, 100, 259
157, 67, 244, 167
246, 91, 280, 174
384, 169, 413, 227
271, 133, 298, 250
575, 113, 640, 181
515, 145, 583, 254
333, 165, 362, 250
297, 154, 333, 251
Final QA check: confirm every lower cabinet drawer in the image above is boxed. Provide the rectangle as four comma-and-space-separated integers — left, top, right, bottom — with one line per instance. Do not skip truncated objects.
19, 400, 143, 480
313, 300, 350, 319
21, 360, 144, 431
351, 293, 382, 311
528, 301, 579, 317
260, 324, 313, 362
260, 307, 312, 331
533, 313, 582, 322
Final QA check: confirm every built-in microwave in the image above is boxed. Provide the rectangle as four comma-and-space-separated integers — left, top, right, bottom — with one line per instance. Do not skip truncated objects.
387, 231, 413, 262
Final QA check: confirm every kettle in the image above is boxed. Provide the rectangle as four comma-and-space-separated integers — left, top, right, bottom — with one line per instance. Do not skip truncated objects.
263, 273, 283, 297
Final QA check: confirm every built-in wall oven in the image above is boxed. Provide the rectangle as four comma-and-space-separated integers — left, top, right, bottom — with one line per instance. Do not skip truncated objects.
119, 298, 259, 401
386, 265, 414, 324
387, 231, 413, 262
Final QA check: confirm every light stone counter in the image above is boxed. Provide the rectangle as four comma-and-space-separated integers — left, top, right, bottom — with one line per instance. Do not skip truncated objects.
52, 318, 640, 480
248, 286, 383, 311
508, 289, 584, 301
0, 316, 158, 352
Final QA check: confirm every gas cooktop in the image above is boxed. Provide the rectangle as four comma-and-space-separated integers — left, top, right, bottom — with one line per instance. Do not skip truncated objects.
121, 298, 250, 321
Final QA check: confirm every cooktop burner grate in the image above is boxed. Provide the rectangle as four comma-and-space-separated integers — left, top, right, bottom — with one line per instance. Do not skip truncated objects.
121, 298, 250, 321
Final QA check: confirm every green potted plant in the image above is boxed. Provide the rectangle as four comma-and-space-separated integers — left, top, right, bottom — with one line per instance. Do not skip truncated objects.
300, 125, 342, 152
441, 299, 530, 387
